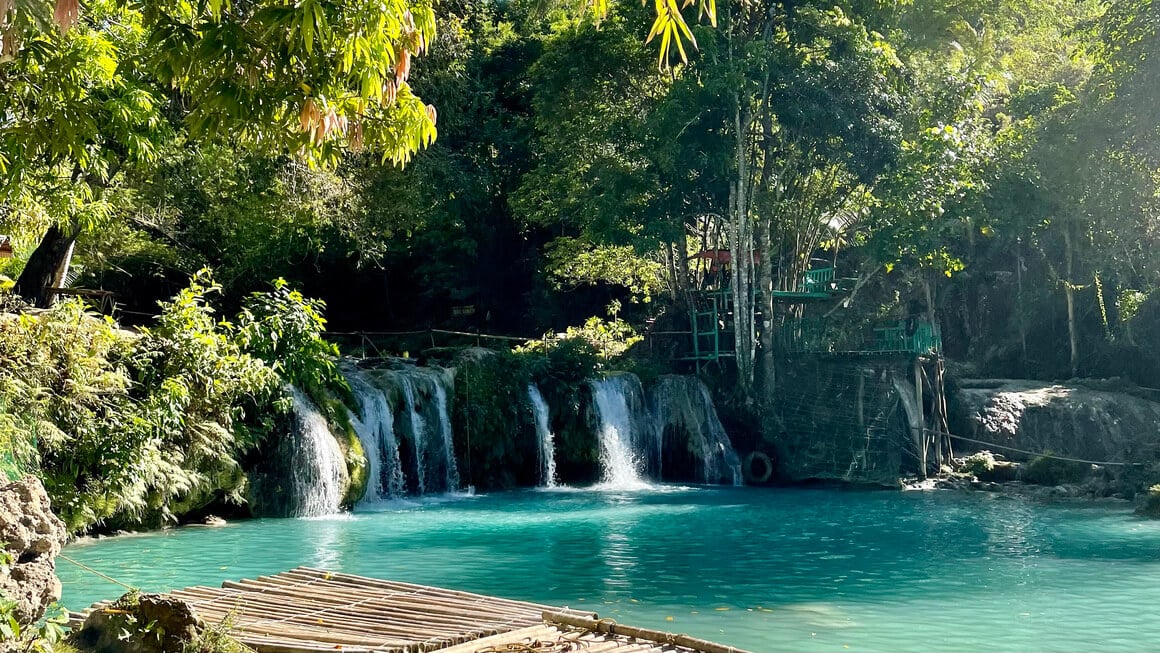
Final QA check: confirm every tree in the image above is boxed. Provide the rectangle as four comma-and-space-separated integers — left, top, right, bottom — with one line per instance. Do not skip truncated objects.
1, 0, 437, 305
692, 1, 904, 402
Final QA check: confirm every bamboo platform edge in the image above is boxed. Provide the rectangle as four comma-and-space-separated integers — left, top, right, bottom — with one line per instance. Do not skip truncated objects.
66, 569, 749, 653
543, 610, 756, 653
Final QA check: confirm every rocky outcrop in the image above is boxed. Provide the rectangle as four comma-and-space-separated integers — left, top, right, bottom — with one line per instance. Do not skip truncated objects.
0, 477, 67, 626
73, 593, 223, 653
953, 379, 1160, 494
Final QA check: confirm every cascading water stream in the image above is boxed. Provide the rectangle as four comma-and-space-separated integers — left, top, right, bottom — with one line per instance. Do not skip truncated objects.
649, 375, 743, 485
286, 387, 347, 517
695, 382, 743, 486
431, 373, 460, 492
528, 384, 557, 487
589, 375, 649, 489
347, 371, 406, 502
399, 376, 428, 495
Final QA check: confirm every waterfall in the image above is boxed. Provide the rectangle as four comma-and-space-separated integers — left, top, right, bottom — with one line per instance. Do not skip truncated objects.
430, 371, 460, 493
693, 380, 743, 485
399, 375, 428, 495
347, 370, 406, 502
286, 387, 347, 517
528, 384, 557, 487
649, 375, 743, 485
589, 375, 650, 489
344, 364, 461, 499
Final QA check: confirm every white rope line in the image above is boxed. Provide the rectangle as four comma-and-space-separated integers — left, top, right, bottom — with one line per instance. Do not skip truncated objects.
927, 428, 1144, 466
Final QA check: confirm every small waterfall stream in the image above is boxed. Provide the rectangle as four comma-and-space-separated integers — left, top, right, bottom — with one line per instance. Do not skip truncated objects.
347, 372, 406, 501
528, 384, 557, 487
431, 372, 461, 492
398, 375, 429, 495
345, 365, 461, 501
589, 375, 650, 489
286, 387, 347, 517
650, 375, 743, 485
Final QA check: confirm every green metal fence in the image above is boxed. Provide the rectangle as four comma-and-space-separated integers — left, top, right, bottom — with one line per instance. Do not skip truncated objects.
778, 318, 941, 356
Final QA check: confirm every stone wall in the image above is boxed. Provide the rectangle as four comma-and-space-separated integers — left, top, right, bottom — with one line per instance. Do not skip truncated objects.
768, 358, 914, 485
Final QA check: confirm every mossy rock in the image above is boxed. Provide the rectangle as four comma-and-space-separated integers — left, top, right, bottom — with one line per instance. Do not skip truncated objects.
960, 451, 1020, 482
1021, 453, 1090, 486
1136, 485, 1160, 518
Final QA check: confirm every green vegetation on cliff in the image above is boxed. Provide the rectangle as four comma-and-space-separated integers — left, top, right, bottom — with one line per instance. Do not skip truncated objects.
0, 274, 343, 532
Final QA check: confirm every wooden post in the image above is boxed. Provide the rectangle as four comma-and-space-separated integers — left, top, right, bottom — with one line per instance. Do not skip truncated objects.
915, 357, 926, 477
926, 361, 943, 470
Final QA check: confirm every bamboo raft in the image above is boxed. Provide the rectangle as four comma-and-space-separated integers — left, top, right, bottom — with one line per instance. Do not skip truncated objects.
68, 567, 753, 653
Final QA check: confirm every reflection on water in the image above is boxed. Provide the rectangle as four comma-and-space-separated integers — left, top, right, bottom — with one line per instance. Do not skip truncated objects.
60, 487, 1160, 652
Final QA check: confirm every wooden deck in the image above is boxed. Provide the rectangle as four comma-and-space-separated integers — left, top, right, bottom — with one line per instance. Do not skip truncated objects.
69, 567, 751, 653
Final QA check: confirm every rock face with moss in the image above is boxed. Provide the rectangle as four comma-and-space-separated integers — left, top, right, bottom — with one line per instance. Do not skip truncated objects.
0, 477, 67, 626
954, 379, 1160, 494
73, 591, 252, 653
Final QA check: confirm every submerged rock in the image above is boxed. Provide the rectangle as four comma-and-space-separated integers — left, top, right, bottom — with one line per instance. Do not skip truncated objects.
0, 477, 67, 626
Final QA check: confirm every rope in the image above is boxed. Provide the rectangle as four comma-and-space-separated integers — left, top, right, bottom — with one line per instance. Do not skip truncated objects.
58, 554, 137, 591
324, 329, 535, 343
476, 640, 578, 653
925, 429, 1143, 467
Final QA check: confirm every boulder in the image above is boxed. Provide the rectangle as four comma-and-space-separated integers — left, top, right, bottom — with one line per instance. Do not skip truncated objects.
73, 593, 203, 653
0, 477, 67, 625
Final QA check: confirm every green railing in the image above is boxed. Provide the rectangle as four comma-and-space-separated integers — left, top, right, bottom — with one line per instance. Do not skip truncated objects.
799, 268, 834, 293
778, 318, 941, 356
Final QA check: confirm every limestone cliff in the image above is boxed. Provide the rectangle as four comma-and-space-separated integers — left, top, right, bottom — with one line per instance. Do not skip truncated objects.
0, 477, 67, 626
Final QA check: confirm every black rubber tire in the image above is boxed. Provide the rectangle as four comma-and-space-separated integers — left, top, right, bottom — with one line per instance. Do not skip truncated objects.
743, 451, 773, 484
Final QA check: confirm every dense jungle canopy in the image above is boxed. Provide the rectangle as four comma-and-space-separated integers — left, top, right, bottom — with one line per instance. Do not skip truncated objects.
3, 0, 1160, 528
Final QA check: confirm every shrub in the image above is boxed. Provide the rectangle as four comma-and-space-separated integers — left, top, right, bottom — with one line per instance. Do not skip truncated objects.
962, 451, 997, 476
1136, 485, 1160, 518
0, 271, 344, 532
1022, 452, 1089, 486
235, 278, 348, 410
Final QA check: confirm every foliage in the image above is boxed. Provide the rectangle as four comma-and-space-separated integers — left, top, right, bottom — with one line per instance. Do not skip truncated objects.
544, 239, 665, 303
0, 300, 141, 530
1022, 452, 1089, 486
0, 600, 72, 652
961, 450, 996, 476
0, 271, 342, 532
182, 615, 253, 653
519, 314, 639, 362
1136, 484, 1160, 519
236, 278, 348, 407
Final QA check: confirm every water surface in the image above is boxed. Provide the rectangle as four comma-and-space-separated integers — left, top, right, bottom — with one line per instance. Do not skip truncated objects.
59, 487, 1160, 652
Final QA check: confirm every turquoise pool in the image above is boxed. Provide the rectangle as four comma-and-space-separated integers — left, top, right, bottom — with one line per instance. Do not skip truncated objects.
59, 487, 1160, 652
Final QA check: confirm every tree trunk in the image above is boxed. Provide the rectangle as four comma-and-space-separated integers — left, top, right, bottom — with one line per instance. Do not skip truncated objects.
14, 223, 80, 308
730, 94, 755, 403
1063, 226, 1079, 377
674, 238, 693, 310
757, 212, 775, 405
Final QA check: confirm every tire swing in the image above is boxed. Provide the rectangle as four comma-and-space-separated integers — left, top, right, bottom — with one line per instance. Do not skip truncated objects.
743, 451, 774, 484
